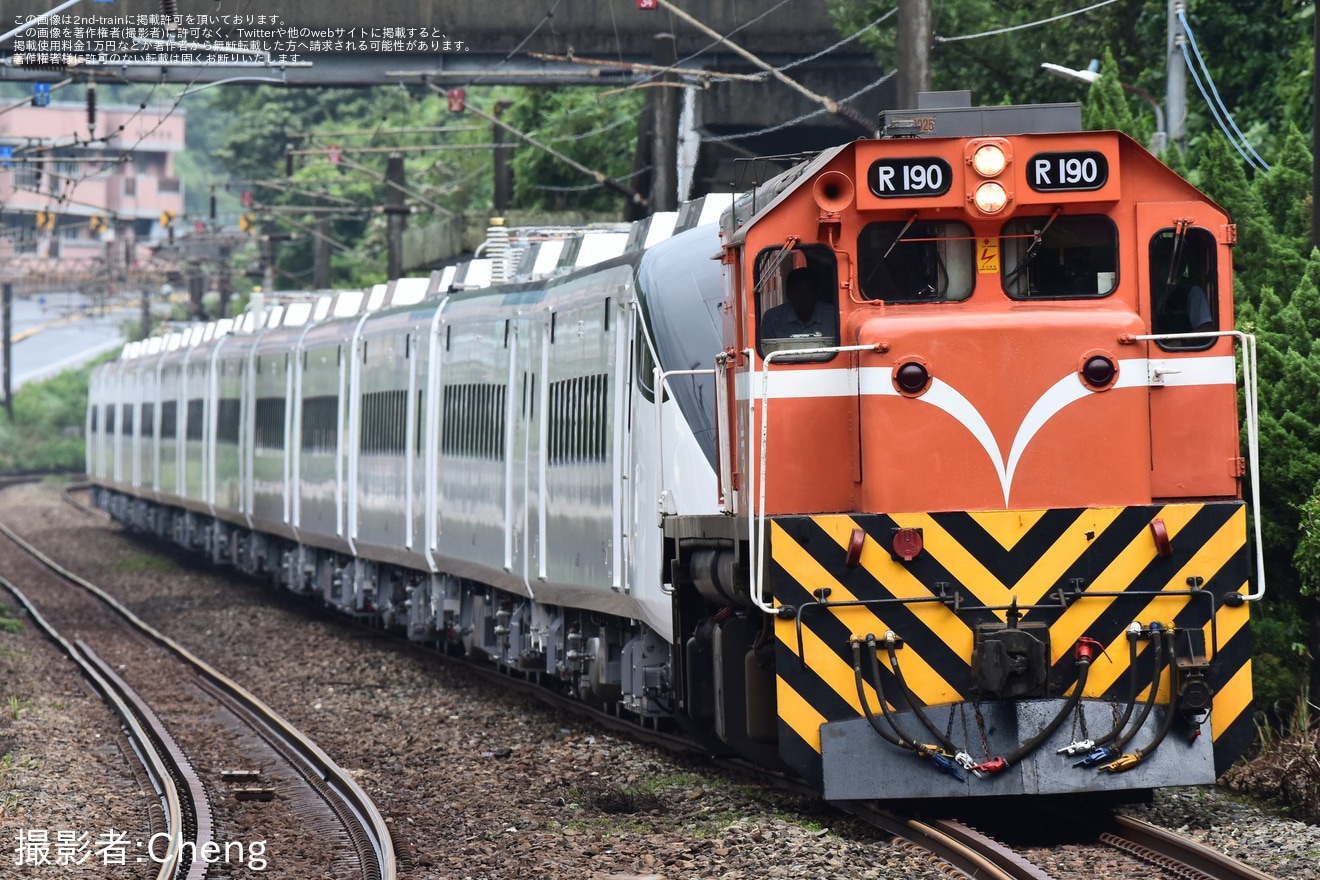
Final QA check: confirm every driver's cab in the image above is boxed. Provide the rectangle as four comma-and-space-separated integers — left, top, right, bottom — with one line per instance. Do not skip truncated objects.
1149, 223, 1218, 349
754, 245, 840, 362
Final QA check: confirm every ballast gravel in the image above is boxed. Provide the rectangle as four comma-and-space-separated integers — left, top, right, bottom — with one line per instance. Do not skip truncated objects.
1, 482, 1316, 879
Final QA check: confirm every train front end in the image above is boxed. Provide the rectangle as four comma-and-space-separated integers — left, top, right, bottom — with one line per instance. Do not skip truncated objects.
709, 112, 1258, 800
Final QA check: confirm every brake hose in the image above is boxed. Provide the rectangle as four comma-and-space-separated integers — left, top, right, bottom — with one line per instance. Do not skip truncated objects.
1112, 627, 1168, 753
1101, 631, 1182, 773
851, 637, 910, 750
972, 638, 1102, 774
1090, 633, 1143, 748
884, 633, 961, 755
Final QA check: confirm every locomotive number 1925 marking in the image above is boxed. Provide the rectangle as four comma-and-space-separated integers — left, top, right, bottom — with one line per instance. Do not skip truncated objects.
868, 157, 953, 198
1027, 151, 1109, 192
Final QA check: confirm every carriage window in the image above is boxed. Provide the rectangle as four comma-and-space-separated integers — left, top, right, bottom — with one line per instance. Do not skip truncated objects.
754, 245, 838, 362
1150, 226, 1217, 351
1001, 214, 1118, 299
858, 220, 974, 302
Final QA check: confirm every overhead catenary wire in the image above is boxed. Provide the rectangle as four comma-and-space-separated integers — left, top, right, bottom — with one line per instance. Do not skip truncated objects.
1177, 9, 1269, 171
703, 71, 894, 143
427, 83, 648, 209
935, 0, 1122, 43
650, 0, 872, 135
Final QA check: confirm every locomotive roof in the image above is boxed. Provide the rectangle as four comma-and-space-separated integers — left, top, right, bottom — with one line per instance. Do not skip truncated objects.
721, 145, 847, 248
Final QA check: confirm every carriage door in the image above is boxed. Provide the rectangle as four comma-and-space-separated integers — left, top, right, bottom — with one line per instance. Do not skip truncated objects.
1136, 203, 1239, 498
504, 318, 528, 579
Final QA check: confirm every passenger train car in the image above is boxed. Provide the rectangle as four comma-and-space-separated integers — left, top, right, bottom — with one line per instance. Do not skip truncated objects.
89, 100, 1263, 802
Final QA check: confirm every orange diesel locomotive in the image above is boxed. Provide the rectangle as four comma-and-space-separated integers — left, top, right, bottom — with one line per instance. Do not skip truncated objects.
669, 102, 1261, 799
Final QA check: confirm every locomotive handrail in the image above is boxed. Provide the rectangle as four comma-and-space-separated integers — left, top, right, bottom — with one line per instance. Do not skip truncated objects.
1123, 329, 1264, 601
753, 343, 884, 615
652, 366, 716, 518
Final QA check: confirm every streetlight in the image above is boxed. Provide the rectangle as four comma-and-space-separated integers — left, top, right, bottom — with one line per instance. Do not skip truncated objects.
1041, 61, 1168, 155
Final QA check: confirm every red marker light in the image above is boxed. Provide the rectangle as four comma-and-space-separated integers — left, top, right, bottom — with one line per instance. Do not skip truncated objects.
892, 527, 923, 562
846, 528, 866, 568
1149, 518, 1173, 557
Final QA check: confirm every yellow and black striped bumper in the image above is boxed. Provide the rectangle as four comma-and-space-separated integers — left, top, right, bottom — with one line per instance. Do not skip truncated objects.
771, 503, 1252, 798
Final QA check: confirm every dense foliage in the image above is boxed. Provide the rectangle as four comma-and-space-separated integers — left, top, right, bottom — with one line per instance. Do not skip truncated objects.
0, 362, 105, 473
202, 84, 643, 289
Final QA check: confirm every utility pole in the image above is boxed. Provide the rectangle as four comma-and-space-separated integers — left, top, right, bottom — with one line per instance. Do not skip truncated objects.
2, 282, 11, 420
651, 32, 680, 213
492, 100, 513, 213
385, 152, 407, 280
140, 283, 151, 340
188, 260, 205, 321
314, 218, 331, 289
896, 0, 931, 109
1167, 0, 1187, 152
218, 244, 232, 317
262, 234, 275, 294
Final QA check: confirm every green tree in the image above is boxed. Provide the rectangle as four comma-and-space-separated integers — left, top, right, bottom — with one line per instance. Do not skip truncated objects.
1082, 49, 1137, 137
1195, 133, 1275, 305
502, 88, 646, 212
1252, 252, 1320, 696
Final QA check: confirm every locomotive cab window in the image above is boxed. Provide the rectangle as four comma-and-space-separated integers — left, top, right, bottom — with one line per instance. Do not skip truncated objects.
1150, 226, 1218, 350
1001, 214, 1118, 299
754, 245, 838, 362
857, 220, 974, 302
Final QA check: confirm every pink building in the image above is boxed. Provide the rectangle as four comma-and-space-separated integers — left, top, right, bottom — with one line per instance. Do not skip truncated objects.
0, 98, 186, 272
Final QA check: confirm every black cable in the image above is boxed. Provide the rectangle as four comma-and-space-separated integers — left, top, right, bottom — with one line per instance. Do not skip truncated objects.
852, 638, 909, 749
885, 636, 960, 754
1090, 633, 1142, 748
1112, 627, 1167, 753
999, 650, 1094, 767
1101, 631, 1182, 772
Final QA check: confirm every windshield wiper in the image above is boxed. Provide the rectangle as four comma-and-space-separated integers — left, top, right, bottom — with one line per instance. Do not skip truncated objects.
1003, 207, 1063, 291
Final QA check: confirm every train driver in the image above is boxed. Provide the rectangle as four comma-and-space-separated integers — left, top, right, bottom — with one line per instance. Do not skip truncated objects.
760, 267, 837, 341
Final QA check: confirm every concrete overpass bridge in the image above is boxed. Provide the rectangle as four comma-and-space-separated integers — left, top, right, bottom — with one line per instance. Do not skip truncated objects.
4, 1, 891, 208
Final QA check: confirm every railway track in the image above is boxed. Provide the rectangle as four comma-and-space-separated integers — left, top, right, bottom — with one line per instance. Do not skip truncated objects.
12, 485, 1289, 880
0, 515, 396, 880
2, 581, 208, 880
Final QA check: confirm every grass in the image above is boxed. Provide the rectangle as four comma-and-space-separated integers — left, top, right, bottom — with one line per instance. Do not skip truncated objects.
0, 754, 36, 819
0, 604, 20, 635
113, 554, 175, 572
6, 696, 31, 720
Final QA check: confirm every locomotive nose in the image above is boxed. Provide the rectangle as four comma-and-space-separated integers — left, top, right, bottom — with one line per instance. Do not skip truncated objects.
854, 308, 1149, 513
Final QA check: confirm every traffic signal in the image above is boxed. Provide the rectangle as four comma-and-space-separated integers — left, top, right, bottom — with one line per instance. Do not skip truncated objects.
159, 210, 175, 228
89, 216, 107, 233
239, 213, 257, 234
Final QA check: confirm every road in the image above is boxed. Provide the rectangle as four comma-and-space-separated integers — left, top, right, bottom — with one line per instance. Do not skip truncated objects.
5, 291, 135, 391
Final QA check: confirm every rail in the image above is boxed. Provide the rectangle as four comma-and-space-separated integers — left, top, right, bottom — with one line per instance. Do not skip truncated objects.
0, 518, 397, 880
1107, 814, 1278, 880
0, 578, 199, 880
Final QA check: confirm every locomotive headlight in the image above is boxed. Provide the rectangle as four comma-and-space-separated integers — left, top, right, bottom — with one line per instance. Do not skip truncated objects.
971, 144, 1006, 177
973, 181, 1008, 214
